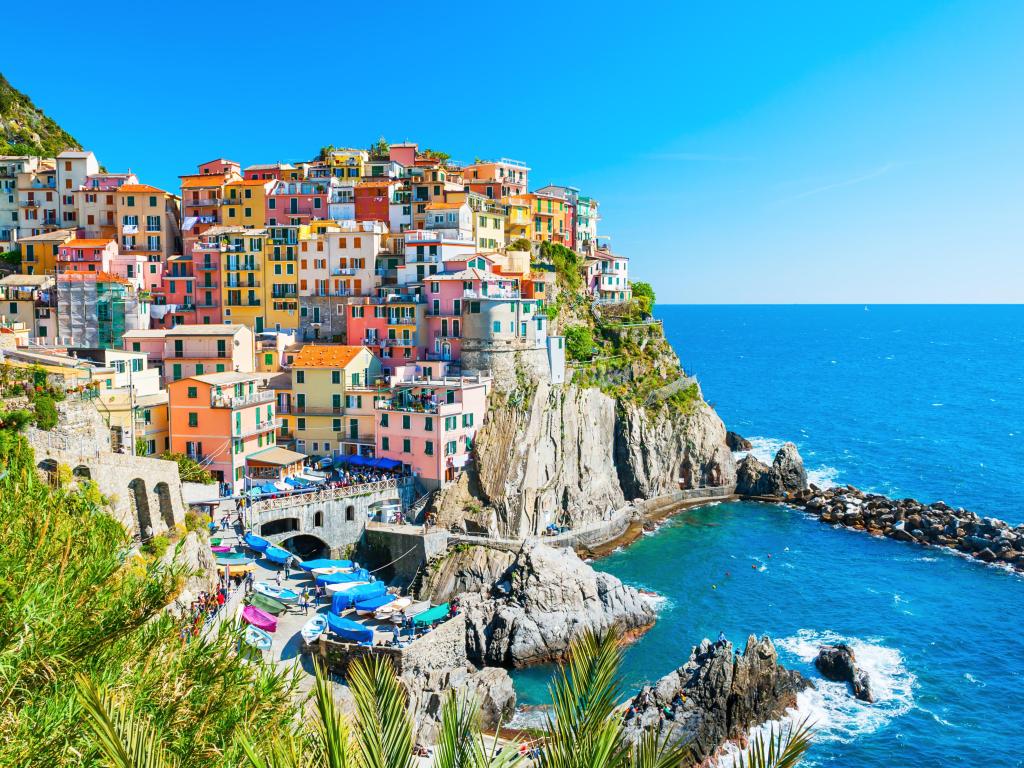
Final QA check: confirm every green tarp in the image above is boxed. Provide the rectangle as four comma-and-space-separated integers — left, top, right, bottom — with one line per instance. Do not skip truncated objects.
412, 603, 449, 626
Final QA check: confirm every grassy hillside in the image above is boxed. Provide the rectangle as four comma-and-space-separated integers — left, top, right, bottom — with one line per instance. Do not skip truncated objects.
0, 72, 82, 156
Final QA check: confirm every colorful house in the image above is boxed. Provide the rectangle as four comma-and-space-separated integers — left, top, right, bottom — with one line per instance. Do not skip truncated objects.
266, 177, 334, 226
75, 172, 138, 239
289, 344, 383, 458
373, 371, 491, 489
221, 179, 273, 228
423, 268, 519, 363
115, 184, 182, 291
123, 323, 255, 383
345, 295, 424, 371
167, 372, 278, 495
463, 158, 530, 198
585, 247, 631, 303
16, 229, 75, 276
56, 238, 118, 275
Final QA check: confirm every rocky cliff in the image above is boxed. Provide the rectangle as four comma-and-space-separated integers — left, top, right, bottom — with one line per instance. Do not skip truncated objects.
435, 377, 736, 539
420, 541, 657, 668
0, 73, 82, 156
623, 636, 809, 762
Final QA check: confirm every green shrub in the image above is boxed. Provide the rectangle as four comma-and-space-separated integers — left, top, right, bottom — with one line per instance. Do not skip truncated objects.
183, 510, 205, 533
565, 325, 595, 361
141, 533, 170, 558
160, 451, 216, 484
632, 281, 655, 316
32, 395, 58, 430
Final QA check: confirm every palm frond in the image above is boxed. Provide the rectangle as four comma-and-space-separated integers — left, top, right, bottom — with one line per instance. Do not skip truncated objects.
732, 717, 814, 768
628, 726, 691, 768
312, 659, 354, 768
75, 674, 178, 768
347, 653, 413, 768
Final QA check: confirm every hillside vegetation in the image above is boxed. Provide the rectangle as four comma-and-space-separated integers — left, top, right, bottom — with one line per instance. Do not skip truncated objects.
0, 72, 82, 156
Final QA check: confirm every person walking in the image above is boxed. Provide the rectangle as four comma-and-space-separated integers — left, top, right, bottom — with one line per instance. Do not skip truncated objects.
301, 588, 310, 615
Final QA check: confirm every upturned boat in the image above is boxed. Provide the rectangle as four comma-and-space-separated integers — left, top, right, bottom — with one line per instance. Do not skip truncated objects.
300, 558, 353, 573
300, 614, 329, 644
244, 532, 271, 553
354, 593, 396, 616
264, 544, 292, 565
248, 593, 287, 616
253, 582, 300, 603
242, 604, 277, 633
390, 600, 431, 624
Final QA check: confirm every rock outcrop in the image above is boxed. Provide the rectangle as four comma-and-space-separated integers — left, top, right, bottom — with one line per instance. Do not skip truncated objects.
623, 636, 809, 761
161, 531, 218, 614
735, 442, 808, 497
438, 542, 657, 667
791, 485, 1024, 572
435, 378, 736, 539
726, 431, 753, 451
815, 644, 873, 703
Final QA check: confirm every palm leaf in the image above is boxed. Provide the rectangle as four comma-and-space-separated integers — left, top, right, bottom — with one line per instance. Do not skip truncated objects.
732, 717, 814, 768
75, 674, 179, 768
347, 654, 413, 768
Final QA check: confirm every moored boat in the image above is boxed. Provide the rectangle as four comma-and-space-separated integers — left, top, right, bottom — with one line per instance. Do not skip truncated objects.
312, 565, 355, 577
264, 544, 292, 565
354, 593, 396, 616
242, 605, 277, 633
325, 580, 369, 595
249, 593, 288, 616
244, 532, 271, 553
300, 614, 329, 644
300, 558, 353, 573
391, 600, 431, 624
215, 554, 253, 567
253, 582, 300, 603
243, 624, 273, 651
375, 596, 411, 620
210, 545, 232, 553
325, 612, 374, 643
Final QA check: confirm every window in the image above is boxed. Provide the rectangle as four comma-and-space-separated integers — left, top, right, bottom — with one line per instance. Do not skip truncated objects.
333, 418, 341, 432
264, 353, 273, 365
331, 370, 340, 384
296, 370, 305, 383
492, 321, 501, 333
402, 438, 411, 453
424, 416, 433, 431
195, 364, 204, 375
402, 414, 410, 430
187, 412, 198, 428
382, 436, 390, 450
424, 440, 434, 456
172, 363, 182, 380
297, 418, 306, 430
463, 413, 474, 427
381, 413, 389, 427
444, 416, 457, 431
132, 342, 141, 352
187, 386, 197, 399
445, 440, 457, 455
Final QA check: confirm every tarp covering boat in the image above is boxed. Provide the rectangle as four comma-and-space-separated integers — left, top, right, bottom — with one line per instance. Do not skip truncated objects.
325, 580, 369, 595
242, 605, 278, 632
412, 603, 450, 626
299, 558, 353, 573
264, 545, 292, 565
249, 593, 287, 615
211, 545, 232, 553
331, 581, 386, 613
215, 555, 254, 567
217, 562, 256, 575
354, 593, 396, 614
315, 568, 370, 586
326, 613, 374, 643
244, 532, 271, 553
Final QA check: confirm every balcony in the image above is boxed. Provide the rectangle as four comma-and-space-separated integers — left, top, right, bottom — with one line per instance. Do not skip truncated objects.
331, 267, 357, 276
186, 197, 219, 207
387, 314, 417, 324
195, 299, 219, 308
293, 405, 344, 416
122, 224, 139, 234
223, 262, 259, 271
211, 390, 274, 409
236, 418, 283, 439
224, 297, 262, 307
267, 254, 297, 262
194, 262, 219, 271
224, 280, 261, 289
463, 288, 518, 300
365, 337, 418, 348
426, 308, 460, 317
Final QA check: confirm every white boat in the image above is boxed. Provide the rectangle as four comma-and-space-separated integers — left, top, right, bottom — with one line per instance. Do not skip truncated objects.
390, 600, 430, 624
300, 614, 329, 644
312, 565, 355, 577
253, 582, 300, 604
325, 580, 369, 595
374, 596, 411, 620
243, 624, 273, 652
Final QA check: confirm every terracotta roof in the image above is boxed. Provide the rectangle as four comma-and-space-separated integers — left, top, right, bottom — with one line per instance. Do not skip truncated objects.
58, 271, 132, 285
247, 446, 307, 466
119, 184, 168, 194
228, 178, 275, 187
63, 238, 115, 248
425, 201, 465, 210
181, 175, 228, 188
292, 344, 365, 369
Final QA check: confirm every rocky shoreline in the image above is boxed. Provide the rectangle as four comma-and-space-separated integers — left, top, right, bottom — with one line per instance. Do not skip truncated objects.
788, 484, 1024, 572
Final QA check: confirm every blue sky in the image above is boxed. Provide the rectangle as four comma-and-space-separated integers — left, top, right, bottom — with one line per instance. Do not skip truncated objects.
6, 1, 1022, 302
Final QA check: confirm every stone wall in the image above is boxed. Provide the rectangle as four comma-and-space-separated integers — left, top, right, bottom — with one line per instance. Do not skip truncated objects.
362, 525, 450, 587
460, 340, 550, 389
298, 296, 346, 342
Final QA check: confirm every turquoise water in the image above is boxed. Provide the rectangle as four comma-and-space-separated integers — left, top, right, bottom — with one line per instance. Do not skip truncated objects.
512, 306, 1024, 766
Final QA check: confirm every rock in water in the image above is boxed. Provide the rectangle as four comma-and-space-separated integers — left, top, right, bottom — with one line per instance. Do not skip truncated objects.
461, 543, 656, 667
735, 442, 809, 497
815, 644, 874, 703
623, 636, 810, 761
726, 431, 753, 451
773, 442, 809, 492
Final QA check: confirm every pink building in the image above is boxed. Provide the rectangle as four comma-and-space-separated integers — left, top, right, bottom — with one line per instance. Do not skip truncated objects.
345, 295, 425, 372
122, 323, 255, 384
152, 255, 197, 327
191, 230, 224, 324
373, 372, 491, 489
423, 268, 519, 363
265, 178, 332, 226
57, 238, 118, 275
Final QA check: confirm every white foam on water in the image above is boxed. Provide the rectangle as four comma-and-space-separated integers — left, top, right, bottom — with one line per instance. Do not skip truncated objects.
775, 629, 916, 745
506, 706, 551, 731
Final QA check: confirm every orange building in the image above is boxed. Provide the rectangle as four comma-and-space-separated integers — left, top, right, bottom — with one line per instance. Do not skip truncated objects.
167, 372, 278, 495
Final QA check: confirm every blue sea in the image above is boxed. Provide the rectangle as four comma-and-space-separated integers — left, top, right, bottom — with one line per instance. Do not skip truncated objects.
512, 305, 1024, 767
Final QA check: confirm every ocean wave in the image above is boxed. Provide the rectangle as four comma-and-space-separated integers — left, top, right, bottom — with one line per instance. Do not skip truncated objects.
733, 436, 838, 489
774, 629, 915, 744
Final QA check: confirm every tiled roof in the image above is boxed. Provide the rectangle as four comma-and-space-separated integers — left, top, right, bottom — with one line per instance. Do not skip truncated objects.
181, 175, 228, 188
292, 344, 365, 369
63, 238, 115, 248
425, 201, 465, 210
119, 184, 168, 194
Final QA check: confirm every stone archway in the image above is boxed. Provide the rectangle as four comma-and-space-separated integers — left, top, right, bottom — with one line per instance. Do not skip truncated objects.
345, 505, 355, 522
279, 533, 330, 560
73, 465, 91, 480
37, 459, 58, 486
260, 517, 299, 537
129, 478, 152, 538
154, 482, 174, 529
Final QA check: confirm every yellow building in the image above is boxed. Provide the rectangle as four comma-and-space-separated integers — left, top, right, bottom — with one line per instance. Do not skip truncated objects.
17, 229, 75, 276
217, 227, 268, 332
264, 225, 303, 331
325, 149, 368, 180
97, 390, 170, 456
505, 195, 534, 243
290, 344, 382, 458
115, 184, 183, 267
221, 179, 273, 228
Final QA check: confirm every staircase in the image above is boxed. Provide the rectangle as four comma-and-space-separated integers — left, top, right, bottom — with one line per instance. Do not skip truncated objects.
407, 489, 435, 523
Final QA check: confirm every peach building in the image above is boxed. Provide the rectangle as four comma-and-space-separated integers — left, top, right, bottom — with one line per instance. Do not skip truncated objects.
168, 372, 278, 495
122, 323, 255, 383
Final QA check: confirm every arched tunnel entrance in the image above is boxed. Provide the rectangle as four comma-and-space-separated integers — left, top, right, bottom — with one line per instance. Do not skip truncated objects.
279, 534, 330, 560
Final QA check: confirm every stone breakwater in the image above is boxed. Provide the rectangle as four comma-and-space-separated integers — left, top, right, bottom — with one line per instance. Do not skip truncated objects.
790, 485, 1024, 572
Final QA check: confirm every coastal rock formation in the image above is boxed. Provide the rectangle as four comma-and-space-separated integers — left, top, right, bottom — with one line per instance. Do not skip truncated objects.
815, 644, 874, 703
434, 379, 736, 538
726, 431, 753, 451
450, 542, 657, 667
735, 442, 808, 497
623, 636, 809, 761
792, 485, 1024, 572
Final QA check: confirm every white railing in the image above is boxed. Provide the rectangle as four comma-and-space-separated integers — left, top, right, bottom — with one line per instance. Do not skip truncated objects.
249, 477, 409, 515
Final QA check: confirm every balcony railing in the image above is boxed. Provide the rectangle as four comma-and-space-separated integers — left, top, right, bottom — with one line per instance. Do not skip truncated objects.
365, 337, 418, 348
194, 261, 218, 269
186, 197, 219, 207
224, 280, 261, 288
331, 267, 357, 276
224, 298, 262, 307
235, 418, 283, 439
211, 390, 274, 409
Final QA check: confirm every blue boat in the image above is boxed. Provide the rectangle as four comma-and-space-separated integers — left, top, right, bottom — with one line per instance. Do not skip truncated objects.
326, 612, 374, 643
315, 568, 370, 587
299, 558, 354, 573
264, 545, 292, 565
243, 624, 273, 651
354, 593, 396, 615
331, 581, 385, 613
244, 532, 270, 553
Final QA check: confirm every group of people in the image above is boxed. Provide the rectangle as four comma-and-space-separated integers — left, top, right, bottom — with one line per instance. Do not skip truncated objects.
324, 468, 401, 488
181, 587, 228, 641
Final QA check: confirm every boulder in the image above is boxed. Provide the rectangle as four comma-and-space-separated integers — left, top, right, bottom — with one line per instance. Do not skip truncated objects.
623, 636, 809, 760
726, 431, 753, 451
735, 454, 784, 497
161, 531, 218, 615
814, 644, 874, 703
773, 442, 809, 493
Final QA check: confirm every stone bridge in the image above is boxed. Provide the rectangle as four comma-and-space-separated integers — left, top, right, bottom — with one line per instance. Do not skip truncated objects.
246, 477, 416, 558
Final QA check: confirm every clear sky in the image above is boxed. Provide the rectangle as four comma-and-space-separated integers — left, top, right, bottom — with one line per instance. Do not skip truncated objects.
6, 1, 1022, 302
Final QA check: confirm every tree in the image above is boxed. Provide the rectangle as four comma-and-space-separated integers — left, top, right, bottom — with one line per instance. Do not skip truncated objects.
319, 144, 336, 161
564, 325, 595, 362
421, 148, 451, 165
160, 451, 216, 484
631, 281, 655, 317
32, 393, 58, 430
509, 238, 532, 253
369, 136, 390, 157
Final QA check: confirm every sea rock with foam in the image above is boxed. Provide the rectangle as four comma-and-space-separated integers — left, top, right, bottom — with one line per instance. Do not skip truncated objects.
815, 643, 874, 702
735, 441, 809, 497
622, 635, 810, 761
